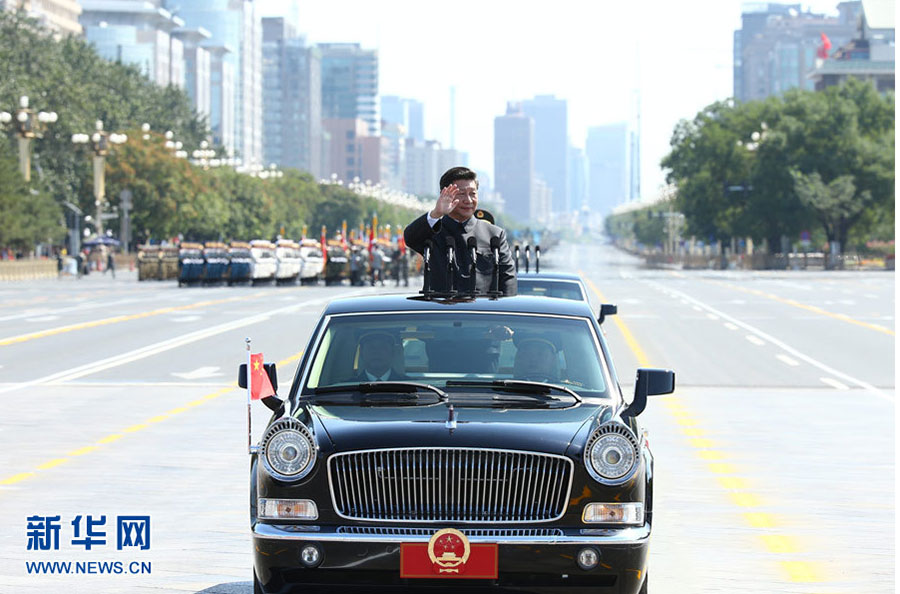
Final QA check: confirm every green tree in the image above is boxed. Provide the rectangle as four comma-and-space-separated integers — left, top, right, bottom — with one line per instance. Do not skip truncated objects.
0, 142, 64, 250
791, 171, 870, 250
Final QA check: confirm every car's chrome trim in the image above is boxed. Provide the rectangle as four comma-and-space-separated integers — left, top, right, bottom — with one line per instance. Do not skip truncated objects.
253, 522, 651, 545
327, 447, 575, 524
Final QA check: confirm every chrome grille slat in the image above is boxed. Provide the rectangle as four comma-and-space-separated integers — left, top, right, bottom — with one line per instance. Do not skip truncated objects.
329, 447, 573, 523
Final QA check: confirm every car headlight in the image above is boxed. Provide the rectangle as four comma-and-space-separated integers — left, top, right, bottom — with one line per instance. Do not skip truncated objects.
584, 423, 639, 485
260, 418, 316, 481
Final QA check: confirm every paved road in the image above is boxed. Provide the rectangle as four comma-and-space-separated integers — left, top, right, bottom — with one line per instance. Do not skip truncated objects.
0, 243, 893, 594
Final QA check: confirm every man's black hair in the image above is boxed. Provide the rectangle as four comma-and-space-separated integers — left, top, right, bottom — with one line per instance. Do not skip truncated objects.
439, 166, 479, 191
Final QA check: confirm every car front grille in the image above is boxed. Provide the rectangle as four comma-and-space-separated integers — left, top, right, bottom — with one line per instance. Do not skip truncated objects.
328, 447, 573, 523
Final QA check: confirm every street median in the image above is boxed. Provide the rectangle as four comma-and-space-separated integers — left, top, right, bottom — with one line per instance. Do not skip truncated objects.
0, 260, 57, 281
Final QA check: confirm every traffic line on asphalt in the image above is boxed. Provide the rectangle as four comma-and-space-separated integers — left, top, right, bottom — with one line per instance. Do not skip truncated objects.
820, 377, 850, 390
645, 280, 893, 403
723, 322, 739, 330
710, 280, 895, 336
0, 290, 361, 395
0, 292, 267, 347
745, 334, 766, 346
0, 351, 302, 491
776, 354, 800, 367
583, 277, 829, 585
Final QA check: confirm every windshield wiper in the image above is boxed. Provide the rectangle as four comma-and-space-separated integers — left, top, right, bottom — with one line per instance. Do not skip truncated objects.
445, 380, 582, 403
312, 382, 448, 402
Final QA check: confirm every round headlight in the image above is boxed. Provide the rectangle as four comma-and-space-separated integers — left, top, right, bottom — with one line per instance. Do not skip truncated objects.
585, 424, 639, 485
261, 419, 316, 481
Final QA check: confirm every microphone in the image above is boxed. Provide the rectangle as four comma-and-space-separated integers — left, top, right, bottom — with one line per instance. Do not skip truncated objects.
422, 239, 432, 294
514, 245, 520, 273
524, 245, 531, 273
489, 236, 501, 295
466, 236, 477, 282
535, 245, 541, 274
446, 243, 456, 293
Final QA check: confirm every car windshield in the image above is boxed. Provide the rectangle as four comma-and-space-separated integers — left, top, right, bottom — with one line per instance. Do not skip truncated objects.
517, 279, 585, 301
303, 312, 609, 398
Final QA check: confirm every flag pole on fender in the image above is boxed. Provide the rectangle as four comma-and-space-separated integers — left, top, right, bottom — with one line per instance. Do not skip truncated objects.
246, 337, 253, 455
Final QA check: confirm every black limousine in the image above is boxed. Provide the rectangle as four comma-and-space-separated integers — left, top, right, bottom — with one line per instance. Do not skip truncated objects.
242, 294, 674, 594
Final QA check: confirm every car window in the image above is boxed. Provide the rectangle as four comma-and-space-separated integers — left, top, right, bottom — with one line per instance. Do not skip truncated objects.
517, 280, 585, 301
304, 312, 609, 397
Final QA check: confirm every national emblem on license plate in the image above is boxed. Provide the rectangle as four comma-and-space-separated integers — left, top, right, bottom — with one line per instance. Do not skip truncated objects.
400, 528, 498, 579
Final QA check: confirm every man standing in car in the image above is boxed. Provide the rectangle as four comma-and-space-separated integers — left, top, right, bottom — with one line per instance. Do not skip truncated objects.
403, 166, 516, 295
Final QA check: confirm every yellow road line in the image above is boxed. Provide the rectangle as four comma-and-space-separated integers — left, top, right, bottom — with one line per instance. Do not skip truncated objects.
580, 274, 651, 366
0, 292, 267, 347
712, 281, 894, 336
0, 350, 304, 490
581, 274, 827, 583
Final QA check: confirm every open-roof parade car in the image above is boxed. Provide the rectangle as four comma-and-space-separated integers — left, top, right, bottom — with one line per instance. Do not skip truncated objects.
241, 288, 674, 594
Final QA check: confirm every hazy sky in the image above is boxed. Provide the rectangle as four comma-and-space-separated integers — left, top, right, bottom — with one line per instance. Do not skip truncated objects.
259, 0, 844, 198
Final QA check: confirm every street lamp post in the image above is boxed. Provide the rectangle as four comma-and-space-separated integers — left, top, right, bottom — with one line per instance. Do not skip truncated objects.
0, 95, 58, 182
71, 120, 127, 238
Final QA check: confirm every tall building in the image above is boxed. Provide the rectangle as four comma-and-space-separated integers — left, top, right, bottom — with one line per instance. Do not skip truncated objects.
586, 123, 629, 218
80, 1, 185, 88
170, 0, 263, 168
405, 139, 440, 197
319, 43, 379, 136
174, 27, 212, 121
494, 102, 534, 222
567, 146, 587, 210
205, 43, 235, 152
522, 95, 568, 214
809, 0, 895, 93
262, 17, 322, 177
734, 2, 859, 101
3, 0, 82, 37
380, 96, 424, 142
323, 118, 379, 184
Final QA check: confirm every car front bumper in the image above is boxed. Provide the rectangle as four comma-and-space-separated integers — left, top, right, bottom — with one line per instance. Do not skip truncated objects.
252, 523, 649, 594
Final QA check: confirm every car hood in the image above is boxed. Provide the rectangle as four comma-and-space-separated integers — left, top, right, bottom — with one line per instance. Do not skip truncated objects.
305, 401, 609, 455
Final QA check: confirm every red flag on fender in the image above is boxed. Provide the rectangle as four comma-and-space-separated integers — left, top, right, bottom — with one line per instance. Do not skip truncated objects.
249, 353, 276, 400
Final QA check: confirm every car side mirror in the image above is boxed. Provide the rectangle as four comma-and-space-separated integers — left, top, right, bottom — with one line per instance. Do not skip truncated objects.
622, 368, 675, 418
237, 363, 282, 411
598, 304, 617, 325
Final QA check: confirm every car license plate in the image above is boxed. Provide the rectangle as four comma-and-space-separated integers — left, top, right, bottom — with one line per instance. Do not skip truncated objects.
400, 528, 498, 579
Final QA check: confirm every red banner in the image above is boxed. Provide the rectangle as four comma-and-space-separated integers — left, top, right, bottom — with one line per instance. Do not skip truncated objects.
400, 529, 497, 579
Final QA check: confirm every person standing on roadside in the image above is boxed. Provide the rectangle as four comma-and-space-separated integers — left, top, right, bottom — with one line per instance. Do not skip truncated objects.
403, 166, 516, 295
107, 251, 116, 279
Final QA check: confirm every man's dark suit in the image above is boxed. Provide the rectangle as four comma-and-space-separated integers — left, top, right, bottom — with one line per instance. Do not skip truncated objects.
403, 214, 517, 295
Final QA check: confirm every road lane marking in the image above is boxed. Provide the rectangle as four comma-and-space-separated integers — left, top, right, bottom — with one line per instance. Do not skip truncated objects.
760, 534, 800, 554
728, 492, 762, 507
711, 281, 894, 336
0, 291, 363, 395
580, 275, 650, 366
705, 313, 719, 320
745, 335, 766, 346
575, 274, 834, 585
0, 292, 266, 347
776, 354, 800, 367
743, 512, 778, 528
646, 281, 892, 402
0, 350, 303, 490
780, 561, 825, 583
820, 377, 849, 390
717, 476, 749, 490
723, 322, 738, 330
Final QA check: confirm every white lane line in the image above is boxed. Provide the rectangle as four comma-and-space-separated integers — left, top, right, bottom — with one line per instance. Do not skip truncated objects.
26, 315, 60, 322
745, 335, 766, 346
0, 289, 369, 395
706, 313, 719, 321
820, 377, 850, 390
646, 280, 893, 402
680, 300, 689, 305
723, 322, 739, 331
171, 366, 222, 380
776, 354, 800, 367
692, 306, 702, 312
0, 297, 150, 323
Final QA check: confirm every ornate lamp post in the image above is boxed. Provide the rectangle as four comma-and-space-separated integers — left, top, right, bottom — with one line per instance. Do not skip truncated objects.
71, 120, 127, 238
0, 95, 57, 182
